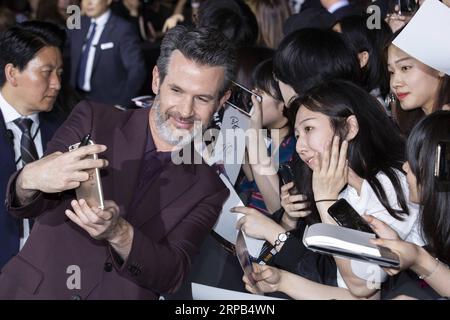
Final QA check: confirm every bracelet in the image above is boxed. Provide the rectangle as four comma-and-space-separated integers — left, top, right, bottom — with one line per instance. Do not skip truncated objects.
274, 231, 291, 247
315, 199, 338, 203
419, 257, 442, 280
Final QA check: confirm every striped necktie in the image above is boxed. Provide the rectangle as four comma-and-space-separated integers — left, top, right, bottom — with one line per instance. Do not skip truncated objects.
13, 117, 38, 165
77, 22, 97, 90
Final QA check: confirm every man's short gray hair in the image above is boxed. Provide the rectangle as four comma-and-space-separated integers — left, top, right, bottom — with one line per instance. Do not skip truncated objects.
156, 25, 236, 97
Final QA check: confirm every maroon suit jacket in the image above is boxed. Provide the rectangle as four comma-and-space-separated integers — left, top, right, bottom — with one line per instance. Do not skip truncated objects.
0, 101, 229, 299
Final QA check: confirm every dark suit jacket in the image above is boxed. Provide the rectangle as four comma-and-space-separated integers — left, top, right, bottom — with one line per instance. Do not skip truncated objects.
0, 101, 229, 299
0, 112, 62, 270
67, 14, 146, 107
332, 4, 364, 21
300, 1, 364, 21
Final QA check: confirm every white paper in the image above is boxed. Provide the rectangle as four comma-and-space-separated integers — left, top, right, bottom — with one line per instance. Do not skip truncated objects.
242, 230, 265, 260
392, 0, 450, 75
192, 283, 286, 300
212, 174, 244, 245
212, 174, 265, 258
209, 105, 250, 185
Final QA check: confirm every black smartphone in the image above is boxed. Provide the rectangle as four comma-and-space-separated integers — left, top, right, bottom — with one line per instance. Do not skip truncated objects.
226, 81, 262, 115
327, 199, 374, 234
435, 141, 450, 183
278, 163, 300, 195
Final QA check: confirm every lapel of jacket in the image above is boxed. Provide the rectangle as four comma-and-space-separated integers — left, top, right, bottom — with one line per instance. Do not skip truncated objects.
38, 112, 63, 150
0, 111, 16, 181
70, 16, 90, 82
111, 107, 149, 213
127, 157, 199, 229
91, 14, 116, 76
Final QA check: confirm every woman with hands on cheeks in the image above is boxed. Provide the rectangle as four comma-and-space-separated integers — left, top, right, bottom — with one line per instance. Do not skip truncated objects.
365, 111, 450, 299
240, 80, 425, 299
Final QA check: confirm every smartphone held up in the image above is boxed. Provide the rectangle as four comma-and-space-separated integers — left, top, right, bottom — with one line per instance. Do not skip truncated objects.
226, 81, 262, 116
68, 134, 105, 210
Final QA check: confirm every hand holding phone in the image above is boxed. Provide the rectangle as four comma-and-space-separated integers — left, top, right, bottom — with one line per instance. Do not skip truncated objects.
226, 81, 262, 115
69, 134, 105, 210
279, 163, 311, 219
279, 163, 300, 195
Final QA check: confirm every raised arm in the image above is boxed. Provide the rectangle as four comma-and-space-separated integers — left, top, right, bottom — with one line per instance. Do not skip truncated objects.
6, 102, 108, 218
107, 185, 229, 294
243, 263, 379, 300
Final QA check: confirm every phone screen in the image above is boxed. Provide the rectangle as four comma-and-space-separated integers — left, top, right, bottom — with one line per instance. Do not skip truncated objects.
226, 81, 262, 115
328, 199, 374, 234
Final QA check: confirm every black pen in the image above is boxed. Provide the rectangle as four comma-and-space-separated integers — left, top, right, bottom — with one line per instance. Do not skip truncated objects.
80, 134, 91, 147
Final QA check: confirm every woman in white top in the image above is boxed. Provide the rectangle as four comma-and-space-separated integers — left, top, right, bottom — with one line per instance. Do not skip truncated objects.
242, 80, 423, 299
368, 111, 450, 299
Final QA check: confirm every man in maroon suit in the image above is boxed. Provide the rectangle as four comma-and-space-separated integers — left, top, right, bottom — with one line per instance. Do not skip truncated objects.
0, 25, 235, 299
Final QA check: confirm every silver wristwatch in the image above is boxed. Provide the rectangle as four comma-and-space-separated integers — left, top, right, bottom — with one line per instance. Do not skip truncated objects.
274, 231, 290, 247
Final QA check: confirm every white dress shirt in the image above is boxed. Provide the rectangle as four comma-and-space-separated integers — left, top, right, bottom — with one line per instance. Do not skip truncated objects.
80, 10, 111, 92
0, 92, 43, 249
336, 169, 425, 288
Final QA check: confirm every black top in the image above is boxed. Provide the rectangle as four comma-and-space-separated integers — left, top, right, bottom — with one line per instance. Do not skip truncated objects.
258, 209, 338, 286
129, 126, 172, 209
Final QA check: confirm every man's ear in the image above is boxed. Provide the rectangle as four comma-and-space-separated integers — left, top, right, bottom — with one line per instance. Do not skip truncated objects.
345, 115, 359, 141
152, 66, 160, 95
358, 51, 369, 68
217, 89, 231, 110
4, 64, 18, 87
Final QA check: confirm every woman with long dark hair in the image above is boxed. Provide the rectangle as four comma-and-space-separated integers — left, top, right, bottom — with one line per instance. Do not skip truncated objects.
368, 111, 450, 299
241, 80, 424, 299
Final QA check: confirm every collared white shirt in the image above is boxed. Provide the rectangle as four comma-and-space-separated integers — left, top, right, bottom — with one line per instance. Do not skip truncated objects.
80, 10, 111, 92
0, 92, 43, 249
328, 0, 349, 13
335, 169, 425, 288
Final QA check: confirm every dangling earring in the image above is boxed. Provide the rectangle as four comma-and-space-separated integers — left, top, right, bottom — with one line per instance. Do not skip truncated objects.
383, 92, 397, 115
385, 92, 396, 106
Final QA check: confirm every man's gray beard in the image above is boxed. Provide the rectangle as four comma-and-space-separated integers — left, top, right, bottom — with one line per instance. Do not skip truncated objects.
152, 95, 205, 147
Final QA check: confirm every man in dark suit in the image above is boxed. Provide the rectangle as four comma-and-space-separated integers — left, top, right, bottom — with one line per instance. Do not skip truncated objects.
68, 0, 146, 108
0, 25, 234, 300
0, 22, 66, 270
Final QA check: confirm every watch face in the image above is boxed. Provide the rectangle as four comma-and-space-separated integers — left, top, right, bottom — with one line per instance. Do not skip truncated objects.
279, 233, 288, 242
